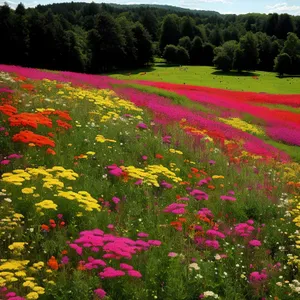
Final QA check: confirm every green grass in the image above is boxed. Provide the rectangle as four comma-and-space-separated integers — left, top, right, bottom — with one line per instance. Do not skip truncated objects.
110, 65, 300, 94
258, 103, 300, 113
114, 82, 211, 113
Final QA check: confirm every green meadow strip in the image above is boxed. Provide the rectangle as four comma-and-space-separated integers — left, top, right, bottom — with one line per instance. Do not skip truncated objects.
113, 83, 212, 114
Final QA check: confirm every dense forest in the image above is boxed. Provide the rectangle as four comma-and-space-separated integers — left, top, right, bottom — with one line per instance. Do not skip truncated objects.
1, 2, 300, 75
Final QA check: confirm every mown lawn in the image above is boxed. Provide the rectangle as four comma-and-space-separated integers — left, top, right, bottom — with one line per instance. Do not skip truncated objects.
110, 65, 300, 94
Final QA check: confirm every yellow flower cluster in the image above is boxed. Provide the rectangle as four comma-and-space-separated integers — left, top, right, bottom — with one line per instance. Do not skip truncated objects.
169, 148, 183, 155
121, 164, 182, 187
35, 200, 58, 211
0, 209, 24, 235
179, 124, 213, 142
95, 135, 117, 143
219, 117, 264, 135
57, 190, 101, 211
283, 163, 300, 182
0, 259, 45, 298
2, 170, 31, 185
1, 165, 100, 212
57, 86, 143, 124
212, 175, 225, 179
2, 167, 79, 187
8, 242, 27, 255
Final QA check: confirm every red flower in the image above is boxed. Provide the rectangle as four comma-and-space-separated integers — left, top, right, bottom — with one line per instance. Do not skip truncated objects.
9, 113, 52, 129
47, 256, 59, 270
56, 119, 72, 130
46, 148, 56, 155
0, 104, 17, 116
12, 130, 55, 147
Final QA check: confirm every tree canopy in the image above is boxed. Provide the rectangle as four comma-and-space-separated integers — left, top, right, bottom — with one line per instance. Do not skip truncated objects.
1, 2, 300, 75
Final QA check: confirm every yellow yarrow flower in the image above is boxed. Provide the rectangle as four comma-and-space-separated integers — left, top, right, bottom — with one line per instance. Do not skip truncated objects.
21, 187, 35, 194
35, 200, 57, 210
26, 292, 39, 299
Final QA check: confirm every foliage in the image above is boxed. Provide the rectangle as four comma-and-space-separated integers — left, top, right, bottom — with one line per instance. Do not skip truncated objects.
1, 65, 300, 299
1, 2, 300, 73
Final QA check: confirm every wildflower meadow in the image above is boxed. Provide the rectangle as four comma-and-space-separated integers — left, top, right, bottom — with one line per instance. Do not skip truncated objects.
0, 64, 299, 300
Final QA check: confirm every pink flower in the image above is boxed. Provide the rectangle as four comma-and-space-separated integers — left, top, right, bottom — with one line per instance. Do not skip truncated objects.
94, 288, 106, 299
137, 232, 149, 238
197, 208, 213, 218
168, 252, 177, 257
142, 155, 148, 160
134, 179, 143, 185
204, 239, 220, 249
162, 135, 171, 144
249, 240, 262, 247
7, 154, 23, 159
61, 255, 69, 264
206, 229, 225, 239
99, 267, 125, 278
57, 214, 63, 219
163, 203, 187, 214
128, 270, 142, 278
148, 240, 161, 246
107, 165, 123, 177
249, 270, 268, 283
112, 196, 120, 204
137, 122, 147, 129
0, 160, 10, 165
190, 189, 209, 201
220, 195, 236, 201
6, 293, 16, 297
160, 180, 173, 189
69, 243, 83, 255
107, 224, 114, 229
120, 263, 134, 270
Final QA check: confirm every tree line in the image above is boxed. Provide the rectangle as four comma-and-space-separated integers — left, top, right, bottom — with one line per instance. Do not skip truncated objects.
0, 2, 300, 75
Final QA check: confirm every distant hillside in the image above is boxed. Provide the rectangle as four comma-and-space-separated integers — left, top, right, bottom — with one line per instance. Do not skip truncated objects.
107, 3, 221, 16
34, 2, 220, 17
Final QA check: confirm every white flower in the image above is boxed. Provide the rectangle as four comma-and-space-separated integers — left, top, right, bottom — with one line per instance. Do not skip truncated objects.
214, 254, 221, 260
189, 263, 200, 271
203, 291, 219, 298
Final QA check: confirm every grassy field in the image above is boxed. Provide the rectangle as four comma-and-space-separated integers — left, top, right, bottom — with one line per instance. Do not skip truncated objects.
111, 65, 300, 94
1, 65, 300, 300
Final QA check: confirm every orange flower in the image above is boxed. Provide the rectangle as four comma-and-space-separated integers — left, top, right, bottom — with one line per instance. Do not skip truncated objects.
191, 167, 199, 173
170, 221, 183, 231
20, 83, 35, 91
12, 130, 55, 147
9, 112, 52, 129
155, 154, 163, 159
77, 261, 86, 271
0, 104, 17, 116
179, 181, 190, 185
47, 256, 59, 270
61, 250, 68, 255
49, 219, 56, 228
46, 148, 56, 155
48, 132, 54, 138
41, 224, 50, 232
56, 119, 72, 130
14, 75, 27, 81
208, 185, 215, 190
178, 218, 186, 223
